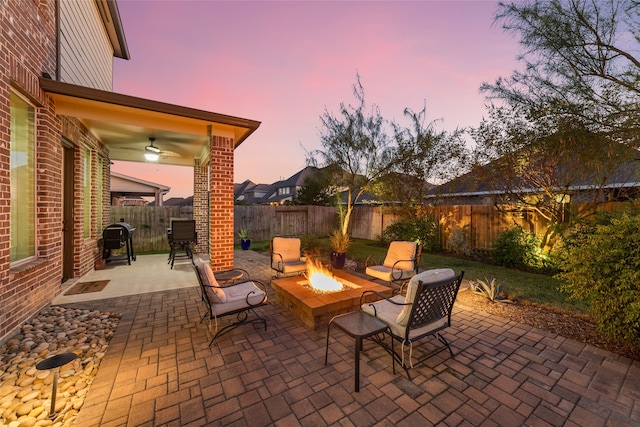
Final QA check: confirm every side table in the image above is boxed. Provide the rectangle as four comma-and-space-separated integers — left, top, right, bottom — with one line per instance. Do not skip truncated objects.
325, 310, 391, 392
214, 269, 244, 284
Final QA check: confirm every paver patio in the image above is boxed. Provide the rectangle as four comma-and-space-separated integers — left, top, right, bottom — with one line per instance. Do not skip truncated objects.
59, 250, 639, 426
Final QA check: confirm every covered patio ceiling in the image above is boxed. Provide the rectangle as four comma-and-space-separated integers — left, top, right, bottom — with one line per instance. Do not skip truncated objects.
40, 78, 261, 167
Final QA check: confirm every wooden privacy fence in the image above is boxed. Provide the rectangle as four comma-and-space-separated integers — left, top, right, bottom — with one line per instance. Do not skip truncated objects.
429, 205, 549, 251
109, 206, 193, 253
234, 205, 337, 241
113, 202, 624, 254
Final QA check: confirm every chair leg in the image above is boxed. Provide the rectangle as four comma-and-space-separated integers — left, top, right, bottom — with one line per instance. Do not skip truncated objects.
208, 310, 267, 347
437, 332, 455, 358
324, 321, 334, 365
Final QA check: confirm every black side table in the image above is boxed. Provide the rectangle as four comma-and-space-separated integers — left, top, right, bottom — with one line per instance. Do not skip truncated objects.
325, 311, 390, 392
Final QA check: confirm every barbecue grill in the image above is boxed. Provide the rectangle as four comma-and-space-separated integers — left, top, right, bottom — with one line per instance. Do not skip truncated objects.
102, 221, 136, 265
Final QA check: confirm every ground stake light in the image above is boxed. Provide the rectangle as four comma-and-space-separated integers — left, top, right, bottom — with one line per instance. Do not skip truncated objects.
36, 352, 77, 419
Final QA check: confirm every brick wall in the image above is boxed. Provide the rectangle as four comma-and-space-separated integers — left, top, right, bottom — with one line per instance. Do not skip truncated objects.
193, 158, 209, 254
0, 0, 111, 343
209, 136, 234, 270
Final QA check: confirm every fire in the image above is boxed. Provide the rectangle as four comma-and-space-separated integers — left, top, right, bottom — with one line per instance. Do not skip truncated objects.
306, 258, 343, 292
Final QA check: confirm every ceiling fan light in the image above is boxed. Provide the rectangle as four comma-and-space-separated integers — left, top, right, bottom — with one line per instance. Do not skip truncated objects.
145, 144, 161, 153
144, 152, 159, 161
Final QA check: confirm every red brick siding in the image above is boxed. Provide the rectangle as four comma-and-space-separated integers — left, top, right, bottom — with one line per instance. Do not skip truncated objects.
209, 136, 234, 270
0, 0, 112, 342
193, 158, 209, 254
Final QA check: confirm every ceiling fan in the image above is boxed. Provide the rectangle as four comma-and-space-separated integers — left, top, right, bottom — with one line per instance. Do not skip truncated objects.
142, 137, 181, 161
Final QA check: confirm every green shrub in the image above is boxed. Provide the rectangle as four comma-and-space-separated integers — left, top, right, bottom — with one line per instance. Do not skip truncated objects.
447, 225, 477, 258
300, 234, 321, 254
492, 226, 544, 270
379, 216, 439, 252
557, 211, 640, 346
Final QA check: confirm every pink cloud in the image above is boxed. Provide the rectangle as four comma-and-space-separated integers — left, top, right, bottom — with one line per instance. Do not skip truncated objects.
113, 0, 521, 195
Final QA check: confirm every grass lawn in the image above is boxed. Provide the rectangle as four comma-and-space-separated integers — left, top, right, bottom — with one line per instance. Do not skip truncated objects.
243, 237, 589, 316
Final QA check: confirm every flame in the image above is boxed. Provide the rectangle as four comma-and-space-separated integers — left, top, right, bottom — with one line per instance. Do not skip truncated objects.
306, 258, 343, 292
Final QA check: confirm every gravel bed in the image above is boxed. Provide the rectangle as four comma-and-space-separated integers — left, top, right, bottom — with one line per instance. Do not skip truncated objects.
0, 306, 121, 427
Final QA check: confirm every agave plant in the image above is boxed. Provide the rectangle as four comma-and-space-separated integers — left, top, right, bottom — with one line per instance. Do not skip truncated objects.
468, 277, 511, 303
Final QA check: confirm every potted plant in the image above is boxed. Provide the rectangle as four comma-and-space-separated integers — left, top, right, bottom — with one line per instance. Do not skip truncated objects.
237, 228, 251, 250
329, 229, 351, 269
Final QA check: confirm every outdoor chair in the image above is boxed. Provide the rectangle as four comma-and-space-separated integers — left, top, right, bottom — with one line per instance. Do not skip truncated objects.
365, 241, 422, 294
360, 268, 464, 379
168, 219, 197, 269
270, 236, 307, 278
193, 257, 267, 346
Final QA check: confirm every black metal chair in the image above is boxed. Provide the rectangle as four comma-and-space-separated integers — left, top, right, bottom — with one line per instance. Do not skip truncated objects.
365, 241, 422, 294
168, 219, 197, 269
360, 268, 464, 379
192, 257, 267, 346
270, 236, 306, 278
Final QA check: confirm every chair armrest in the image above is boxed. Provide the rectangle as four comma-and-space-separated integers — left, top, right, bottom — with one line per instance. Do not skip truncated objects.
359, 290, 411, 307
359, 290, 411, 318
390, 259, 416, 280
271, 252, 284, 264
244, 279, 268, 306
365, 255, 383, 268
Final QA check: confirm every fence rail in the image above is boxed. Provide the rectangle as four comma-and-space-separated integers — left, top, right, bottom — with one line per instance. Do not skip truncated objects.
111, 202, 624, 254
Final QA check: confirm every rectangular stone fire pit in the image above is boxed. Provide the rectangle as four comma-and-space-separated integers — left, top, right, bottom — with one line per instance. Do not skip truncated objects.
271, 270, 393, 331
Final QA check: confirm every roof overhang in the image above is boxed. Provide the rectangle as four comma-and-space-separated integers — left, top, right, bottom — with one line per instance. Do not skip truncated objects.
40, 78, 261, 167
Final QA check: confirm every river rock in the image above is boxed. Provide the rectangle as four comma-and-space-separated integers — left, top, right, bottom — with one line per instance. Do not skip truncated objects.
0, 306, 121, 426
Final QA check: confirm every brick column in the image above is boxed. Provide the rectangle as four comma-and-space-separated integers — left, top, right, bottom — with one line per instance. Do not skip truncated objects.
193, 158, 209, 254
209, 136, 234, 270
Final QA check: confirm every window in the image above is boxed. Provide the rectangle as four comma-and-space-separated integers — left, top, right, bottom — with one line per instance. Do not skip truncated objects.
96, 157, 103, 233
10, 91, 36, 262
278, 187, 290, 195
83, 148, 91, 238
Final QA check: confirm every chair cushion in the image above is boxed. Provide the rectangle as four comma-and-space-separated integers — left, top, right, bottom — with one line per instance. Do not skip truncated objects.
383, 241, 417, 271
362, 295, 406, 337
273, 237, 302, 263
366, 265, 416, 282
396, 268, 455, 326
272, 260, 307, 274
214, 281, 266, 316
203, 262, 227, 304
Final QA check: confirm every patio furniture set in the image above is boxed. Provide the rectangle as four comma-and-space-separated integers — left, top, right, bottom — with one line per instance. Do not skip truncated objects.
187, 234, 464, 391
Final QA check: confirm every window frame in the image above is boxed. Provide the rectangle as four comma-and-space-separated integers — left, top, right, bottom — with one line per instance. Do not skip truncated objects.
9, 89, 37, 264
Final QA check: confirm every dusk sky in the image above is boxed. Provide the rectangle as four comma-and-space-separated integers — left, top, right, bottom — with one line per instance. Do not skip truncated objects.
111, 0, 523, 199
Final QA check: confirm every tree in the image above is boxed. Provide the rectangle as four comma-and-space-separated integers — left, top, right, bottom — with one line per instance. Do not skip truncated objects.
471, 0, 640, 248
294, 169, 336, 206
480, 0, 640, 148
472, 121, 640, 249
375, 105, 468, 217
309, 74, 397, 236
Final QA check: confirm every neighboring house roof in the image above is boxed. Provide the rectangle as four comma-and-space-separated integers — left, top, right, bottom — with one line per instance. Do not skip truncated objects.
235, 165, 410, 205
111, 172, 171, 206
338, 190, 384, 205
260, 166, 320, 204
234, 180, 256, 200
428, 142, 640, 200
111, 171, 170, 194
235, 180, 271, 204
163, 196, 194, 206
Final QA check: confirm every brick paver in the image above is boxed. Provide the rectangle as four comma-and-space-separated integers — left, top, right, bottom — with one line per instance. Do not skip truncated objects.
64, 250, 638, 426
